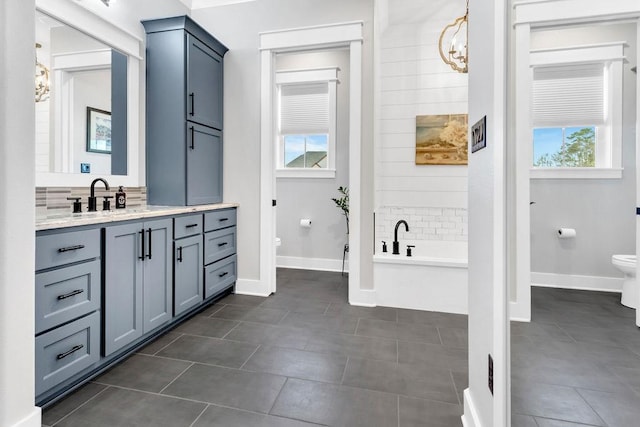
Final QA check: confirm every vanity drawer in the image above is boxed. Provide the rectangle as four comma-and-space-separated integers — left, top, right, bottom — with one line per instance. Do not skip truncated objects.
205, 255, 236, 299
204, 226, 236, 265
35, 311, 100, 396
174, 214, 203, 239
35, 260, 101, 334
36, 229, 101, 271
204, 208, 236, 232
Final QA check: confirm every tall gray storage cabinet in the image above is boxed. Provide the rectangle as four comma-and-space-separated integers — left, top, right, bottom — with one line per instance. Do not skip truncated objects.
142, 16, 228, 206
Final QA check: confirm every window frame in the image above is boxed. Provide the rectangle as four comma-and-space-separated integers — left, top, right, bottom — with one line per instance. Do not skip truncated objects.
275, 67, 338, 179
529, 42, 625, 179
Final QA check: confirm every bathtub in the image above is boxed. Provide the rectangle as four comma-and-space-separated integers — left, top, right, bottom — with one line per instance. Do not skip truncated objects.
373, 240, 468, 314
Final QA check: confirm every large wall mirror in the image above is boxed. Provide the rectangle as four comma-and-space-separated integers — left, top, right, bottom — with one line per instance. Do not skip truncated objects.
35, 0, 141, 187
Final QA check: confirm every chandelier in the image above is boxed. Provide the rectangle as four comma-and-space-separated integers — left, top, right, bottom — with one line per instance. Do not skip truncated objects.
35, 43, 50, 103
438, 0, 468, 74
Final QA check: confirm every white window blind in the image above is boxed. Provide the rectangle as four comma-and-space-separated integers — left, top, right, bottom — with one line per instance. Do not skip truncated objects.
532, 63, 605, 127
279, 83, 329, 134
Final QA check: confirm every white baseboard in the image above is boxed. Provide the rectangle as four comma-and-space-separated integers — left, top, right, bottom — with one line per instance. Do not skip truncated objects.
277, 255, 348, 273
10, 407, 41, 427
509, 300, 531, 322
462, 388, 481, 427
531, 272, 623, 293
234, 278, 271, 297
349, 288, 377, 307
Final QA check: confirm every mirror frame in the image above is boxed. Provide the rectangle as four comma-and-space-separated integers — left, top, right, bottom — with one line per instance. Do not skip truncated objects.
35, 0, 142, 187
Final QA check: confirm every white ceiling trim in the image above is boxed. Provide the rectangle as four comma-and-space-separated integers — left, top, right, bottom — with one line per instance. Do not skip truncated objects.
191, 0, 257, 9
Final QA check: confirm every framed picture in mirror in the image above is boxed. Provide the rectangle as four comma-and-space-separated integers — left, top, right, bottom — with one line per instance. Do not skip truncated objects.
86, 107, 112, 154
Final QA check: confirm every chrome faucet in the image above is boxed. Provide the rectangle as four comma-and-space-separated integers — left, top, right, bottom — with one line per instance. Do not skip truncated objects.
88, 178, 110, 212
393, 220, 409, 255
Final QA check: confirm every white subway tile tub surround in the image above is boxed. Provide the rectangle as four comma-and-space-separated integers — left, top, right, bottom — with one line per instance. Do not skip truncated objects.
375, 206, 468, 245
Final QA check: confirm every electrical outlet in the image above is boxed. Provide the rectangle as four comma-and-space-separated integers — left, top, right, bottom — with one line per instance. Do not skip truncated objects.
488, 354, 494, 395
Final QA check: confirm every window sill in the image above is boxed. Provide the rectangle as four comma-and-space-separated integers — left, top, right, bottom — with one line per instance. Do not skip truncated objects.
276, 168, 336, 179
530, 167, 623, 179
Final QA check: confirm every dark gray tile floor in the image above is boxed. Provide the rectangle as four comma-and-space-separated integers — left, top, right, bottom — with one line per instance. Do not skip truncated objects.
512, 287, 640, 427
41, 268, 467, 427
43, 272, 638, 426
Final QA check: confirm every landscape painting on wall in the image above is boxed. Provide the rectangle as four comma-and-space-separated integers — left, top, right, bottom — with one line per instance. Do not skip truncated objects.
415, 114, 468, 165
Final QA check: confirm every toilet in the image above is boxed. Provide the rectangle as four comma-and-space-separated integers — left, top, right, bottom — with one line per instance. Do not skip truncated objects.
612, 254, 637, 309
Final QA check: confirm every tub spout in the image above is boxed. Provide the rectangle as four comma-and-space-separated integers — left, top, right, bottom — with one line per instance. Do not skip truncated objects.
393, 220, 409, 255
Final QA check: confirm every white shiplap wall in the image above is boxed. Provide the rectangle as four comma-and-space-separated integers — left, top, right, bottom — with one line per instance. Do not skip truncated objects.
376, 19, 469, 209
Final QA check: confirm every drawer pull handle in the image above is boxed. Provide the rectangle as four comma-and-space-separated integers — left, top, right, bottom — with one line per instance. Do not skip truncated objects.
177, 246, 183, 263
186, 223, 199, 228
56, 344, 84, 360
217, 242, 228, 247
218, 271, 228, 278
57, 289, 84, 300
57, 244, 85, 253
219, 218, 229, 222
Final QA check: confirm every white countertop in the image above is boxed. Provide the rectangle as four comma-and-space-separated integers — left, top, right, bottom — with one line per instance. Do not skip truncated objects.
36, 203, 239, 231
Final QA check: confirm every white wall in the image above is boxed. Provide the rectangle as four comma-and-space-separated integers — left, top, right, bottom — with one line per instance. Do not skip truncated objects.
376, 5, 468, 209
529, 23, 637, 280
0, 2, 40, 427
193, 0, 375, 283
276, 50, 350, 268
374, 0, 469, 250
464, 0, 508, 425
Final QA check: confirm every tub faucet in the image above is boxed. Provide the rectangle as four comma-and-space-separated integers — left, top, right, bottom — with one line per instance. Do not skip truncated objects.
393, 220, 409, 255
88, 178, 110, 212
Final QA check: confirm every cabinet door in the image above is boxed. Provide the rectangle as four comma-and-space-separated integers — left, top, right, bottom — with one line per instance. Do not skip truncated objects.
174, 234, 203, 316
104, 222, 144, 356
142, 218, 173, 333
187, 34, 223, 130
186, 123, 222, 205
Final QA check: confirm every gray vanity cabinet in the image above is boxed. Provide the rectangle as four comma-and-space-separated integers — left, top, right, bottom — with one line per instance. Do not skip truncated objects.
142, 15, 228, 207
104, 218, 172, 356
203, 208, 237, 299
187, 124, 223, 205
174, 214, 204, 316
35, 228, 102, 398
187, 35, 223, 130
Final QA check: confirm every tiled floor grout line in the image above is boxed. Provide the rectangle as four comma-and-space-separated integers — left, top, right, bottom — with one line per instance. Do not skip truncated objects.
354, 317, 361, 335
266, 377, 289, 416
323, 302, 331, 315
89, 381, 223, 406
50, 385, 111, 426
339, 357, 350, 385
188, 404, 210, 427
238, 344, 261, 370
158, 362, 195, 394
436, 327, 444, 346
449, 370, 462, 407
148, 333, 184, 355
397, 394, 401, 427
220, 320, 243, 339
572, 386, 609, 426
205, 304, 227, 317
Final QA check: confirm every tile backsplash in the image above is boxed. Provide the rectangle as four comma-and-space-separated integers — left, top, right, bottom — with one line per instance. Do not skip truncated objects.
36, 186, 146, 217
375, 206, 468, 243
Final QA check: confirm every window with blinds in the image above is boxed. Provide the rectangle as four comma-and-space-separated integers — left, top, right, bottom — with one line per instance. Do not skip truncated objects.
532, 62, 608, 168
528, 42, 624, 177
532, 63, 605, 128
275, 67, 338, 177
